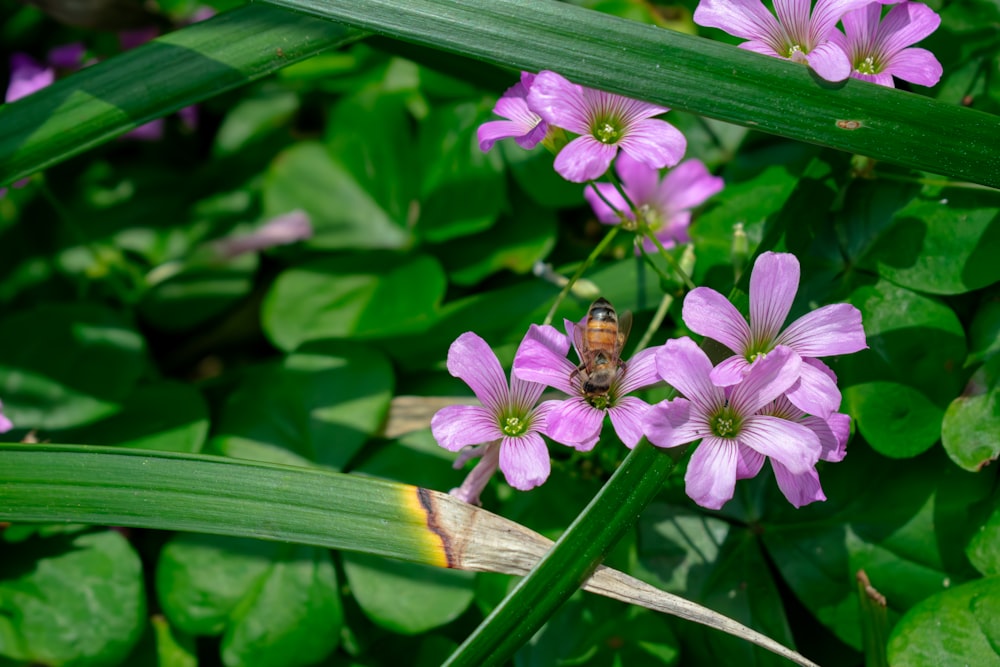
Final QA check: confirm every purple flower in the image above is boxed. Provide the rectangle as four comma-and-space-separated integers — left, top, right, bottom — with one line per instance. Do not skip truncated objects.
752, 395, 849, 506
584, 155, 724, 252
0, 399, 12, 433
513, 322, 660, 450
526, 70, 687, 183
431, 329, 556, 501
644, 337, 822, 509
693, 0, 896, 82
477, 72, 548, 152
213, 210, 313, 258
5, 53, 55, 103
829, 1, 942, 88
682, 251, 866, 418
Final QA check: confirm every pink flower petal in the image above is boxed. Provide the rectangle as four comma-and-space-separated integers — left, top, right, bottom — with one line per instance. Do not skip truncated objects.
685, 437, 739, 510
499, 433, 551, 490
513, 325, 576, 394
608, 396, 652, 448
526, 70, 589, 133
656, 159, 724, 213
618, 346, 662, 395
777, 303, 867, 356
772, 461, 826, 507
615, 153, 661, 204
709, 355, 750, 387
784, 359, 841, 418
694, 0, 784, 44
802, 412, 849, 462
728, 346, 802, 415
643, 398, 707, 449
739, 415, 821, 475
877, 2, 941, 54
618, 118, 687, 171
884, 47, 942, 87
545, 397, 605, 450
656, 338, 725, 409
806, 41, 853, 81
683, 287, 752, 354
554, 136, 618, 182
478, 120, 527, 152
749, 252, 799, 343
431, 405, 500, 451
584, 181, 632, 224
6, 53, 54, 103
736, 444, 766, 479
810, 0, 874, 40
447, 332, 509, 414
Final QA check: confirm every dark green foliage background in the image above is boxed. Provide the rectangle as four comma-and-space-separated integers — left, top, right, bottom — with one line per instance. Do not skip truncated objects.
1, 0, 998, 665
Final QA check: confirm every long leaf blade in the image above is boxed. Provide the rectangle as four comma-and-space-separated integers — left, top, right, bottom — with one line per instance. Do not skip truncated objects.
0, 5, 363, 186
261, 0, 1000, 188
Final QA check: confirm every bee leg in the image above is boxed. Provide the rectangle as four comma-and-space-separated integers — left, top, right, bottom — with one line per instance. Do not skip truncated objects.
569, 364, 584, 381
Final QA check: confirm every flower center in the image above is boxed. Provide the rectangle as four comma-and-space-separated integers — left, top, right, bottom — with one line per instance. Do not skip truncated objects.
593, 120, 622, 145
501, 415, 528, 437
637, 204, 663, 233
586, 394, 611, 411
710, 408, 741, 438
856, 55, 878, 75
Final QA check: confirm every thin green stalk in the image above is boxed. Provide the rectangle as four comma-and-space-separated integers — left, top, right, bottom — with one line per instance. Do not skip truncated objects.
542, 225, 619, 325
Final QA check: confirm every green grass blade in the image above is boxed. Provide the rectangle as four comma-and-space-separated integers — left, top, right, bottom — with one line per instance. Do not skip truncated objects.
0, 5, 363, 186
444, 439, 682, 666
262, 0, 1000, 189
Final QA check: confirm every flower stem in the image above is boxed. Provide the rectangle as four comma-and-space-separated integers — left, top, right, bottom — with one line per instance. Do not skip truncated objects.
644, 230, 696, 291
543, 225, 619, 326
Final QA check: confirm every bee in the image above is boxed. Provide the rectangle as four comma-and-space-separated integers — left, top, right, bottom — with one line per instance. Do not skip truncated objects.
571, 297, 632, 398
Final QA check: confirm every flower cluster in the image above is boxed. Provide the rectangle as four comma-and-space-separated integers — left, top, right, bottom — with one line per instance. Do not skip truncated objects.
693, 0, 942, 87
431, 252, 866, 511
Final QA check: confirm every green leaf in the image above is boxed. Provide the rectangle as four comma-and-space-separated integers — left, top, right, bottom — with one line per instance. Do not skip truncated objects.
151, 616, 197, 667
843, 381, 943, 459
342, 552, 475, 635
967, 506, 1000, 578
942, 357, 1000, 472
887, 577, 1000, 667
0, 6, 363, 185
417, 101, 506, 242
259, 0, 1000, 189
0, 303, 146, 430
860, 188, 1000, 295
968, 295, 1000, 366
60, 381, 209, 453
0, 530, 145, 667
213, 84, 301, 157
262, 142, 412, 250
222, 544, 343, 667
262, 253, 446, 351
212, 342, 394, 469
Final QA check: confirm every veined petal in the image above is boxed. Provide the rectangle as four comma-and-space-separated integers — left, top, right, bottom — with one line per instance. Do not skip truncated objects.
884, 47, 942, 87
685, 437, 739, 510
644, 398, 707, 449
615, 153, 661, 204
694, 0, 783, 44
657, 159, 725, 213
682, 287, 753, 354
618, 346, 662, 394
584, 181, 633, 224
876, 2, 941, 54
749, 252, 799, 343
802, 412, 849, 462
618, 118, 687, 171
499, 433, 551, 490
513, 325, 576, 394
740, 40, 784, 58
736, 443, 766, 479
785, 359, 842, 418
554, 136, 618, 183
526, 70, 589, 133
772, 461, 826, 507
447, 332, 509, 414
710, 355, 750, 387
609, 396, 652, 448
477, 120, 530, 152
728, 346, 802, 414
431, 405, 501, 451
806, 41, 853, 81
656, 337, 726, 409
739, 415, 821, 474
511, 325, 567, 408
774, 0, 811, 44
809, 0, 874, 41
777, 303, 867, 356
545, 398, 605, 450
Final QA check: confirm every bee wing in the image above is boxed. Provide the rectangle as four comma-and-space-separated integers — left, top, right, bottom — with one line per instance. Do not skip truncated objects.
616, 310, 633, 355
572, 320, 589, 365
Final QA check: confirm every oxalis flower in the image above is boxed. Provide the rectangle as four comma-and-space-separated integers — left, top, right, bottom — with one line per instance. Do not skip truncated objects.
526, 70, 687, 183
477, 71, 548, 152
431, 330, 556, 504
829, 1, 942, 88
754, 394, 850, 507
513, 322, 660, 450
644, 337, 822, 510
584, 154, 724, 253
682, 251, 866, 418
693, 0, 898, 82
